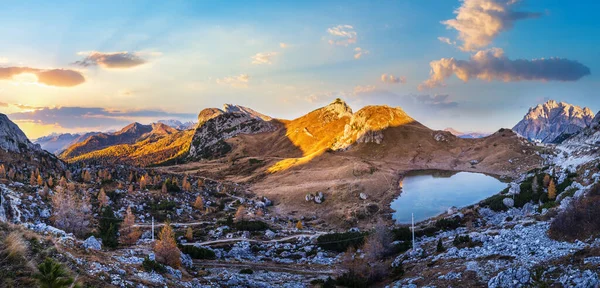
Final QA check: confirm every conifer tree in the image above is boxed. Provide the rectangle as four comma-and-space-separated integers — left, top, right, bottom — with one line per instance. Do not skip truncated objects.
548, 179, 557, 200
185, 227, 193, 241
296, 220, 303, 230
98, 188, 109, 209
98, 206, 120, 248
235, 205, 246, 223
193, 196, 204, 211
119, 206, 141, 245
0, 164, 5, 179
37, 174, 44, 186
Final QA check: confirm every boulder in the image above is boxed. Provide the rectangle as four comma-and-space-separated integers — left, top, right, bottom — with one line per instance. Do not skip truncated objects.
82, 236, 102, 251
503, 198, 515, 208
180, 253, 193, 268
447, 206, 458, 215
488, 267, 530, 288
265, 230, 276, 239
305, 194, 314, 202
359, 193, 368, 200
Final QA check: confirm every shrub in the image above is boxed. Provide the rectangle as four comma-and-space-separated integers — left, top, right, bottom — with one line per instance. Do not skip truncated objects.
453, 235, 471, 246
33, 258, 74, 288
179, 245, 216, 260
98, 206, 121, 248
481, 194, 508, 212
436, 238, 445, 252
391, 227, 411, 241
549, 186, 600, 242
317, 232, 365, 252
142, 256, 166, 273
239, 268, 254, 274
336, 271, 370, 288
234, 220, 269, 231
435, 216, 462, 231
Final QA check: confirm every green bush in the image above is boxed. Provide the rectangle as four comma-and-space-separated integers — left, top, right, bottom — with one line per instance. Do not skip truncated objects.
435, 217, 462, 231
180, 245, 216, 260
98, 206, 120, 248
239, 268, 254, 274
234, 220, 269, 231
33, 258, 74, 288
336, 271, 370, 288
317, 232, 365, 252
391, 227, 411, 241
453, 235, 471, 246
481, 194, 509, 212
142, 256, 166, 273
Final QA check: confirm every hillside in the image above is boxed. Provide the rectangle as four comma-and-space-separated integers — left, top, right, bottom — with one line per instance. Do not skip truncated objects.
163, 99, 543, 226
60, 123, 192, 166
513, 100, 595, 143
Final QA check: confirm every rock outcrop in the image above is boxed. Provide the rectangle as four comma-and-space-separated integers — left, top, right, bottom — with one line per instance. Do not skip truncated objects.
513, 100, 594, 143
188, 105, 275, 159
0, 114, 41, 153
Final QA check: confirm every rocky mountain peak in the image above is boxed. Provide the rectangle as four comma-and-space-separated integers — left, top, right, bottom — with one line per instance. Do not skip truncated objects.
0, 113, 40, 152
116, 122, 151, 135
513, 100, 595, 143
324, 98, 353, 119
223, 104, 272, 121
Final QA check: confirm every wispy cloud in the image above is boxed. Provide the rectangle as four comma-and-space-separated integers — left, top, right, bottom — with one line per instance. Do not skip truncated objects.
8, 106, 195, 131
73, 51, 149, 69
442, 0, 541, 51
279, 43, 289, 48
354, 47, 370, 59
251, 52, 277, 65
0, 67, 85, 87
380, 74, 406, 84
327, 25, 357, 46
437, 37, 456, 46
353, 85, 377, 95
419, 48, 591, 90
410, 94, 458, 109
216, 74, 250, 88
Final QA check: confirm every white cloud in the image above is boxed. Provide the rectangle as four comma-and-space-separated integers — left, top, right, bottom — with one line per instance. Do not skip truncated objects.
380, 74, 406, 84
279, 43, 289, 49
251, 52, 277, 65
327, 25, 357, 46
354, 47, 370, 59
442, 0, 541, 51
216, 74, 250, 88
437, 37, 456, 46
419, 48, 591, 90
353, 85, 376, 95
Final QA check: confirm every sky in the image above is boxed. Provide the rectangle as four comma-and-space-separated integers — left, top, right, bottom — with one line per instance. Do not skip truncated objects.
0, 0, 598, 139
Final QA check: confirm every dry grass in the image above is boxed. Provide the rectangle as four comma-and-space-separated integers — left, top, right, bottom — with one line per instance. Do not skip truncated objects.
3, 231, 28, 261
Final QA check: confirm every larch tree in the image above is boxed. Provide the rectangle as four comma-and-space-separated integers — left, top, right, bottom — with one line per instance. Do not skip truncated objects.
296, 220, 303, 230
0, 164, 5, 179
8, 168, 15, 180
120, 206, 141, 245
193, 196, 204, 211
234, 205, 246, 223
543, 174, 551, 188
161, 182, 167, 194
548, 179, 557, 200
154, 223, 181, 268
51, 187, 91, 237
37, 174, 44, 186
185, 227, 193, 241
139, 176, 146, 190
47, 176, 54, 187
59, 176, 67, 188
30, 172, 36, 186
98, 188, 109, 209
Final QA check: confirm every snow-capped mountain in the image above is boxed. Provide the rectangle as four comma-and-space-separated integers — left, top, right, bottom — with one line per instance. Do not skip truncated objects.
513, 100, 595, 143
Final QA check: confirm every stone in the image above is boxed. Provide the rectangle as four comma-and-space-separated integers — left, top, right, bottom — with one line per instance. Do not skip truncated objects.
488, 267, 530, 288
447, 206, 458, 215
82, 236, 102, 251
359, 193, 368, 200
305, 194, 314, 202
503, 198, 515, 208
180, 253, 193, 268
265, 230, 276, 239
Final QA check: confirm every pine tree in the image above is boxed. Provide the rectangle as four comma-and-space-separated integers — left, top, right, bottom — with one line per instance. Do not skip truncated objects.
33, 258, 74, 288
296, 220, 303, 230
193, 196, 204, 211
154, 223, 181, 268
98, 206, 120, 248
436, 238, 445, 252
119, 206, 141, 245
548, 179, 557, 200
185, 227, 193, 241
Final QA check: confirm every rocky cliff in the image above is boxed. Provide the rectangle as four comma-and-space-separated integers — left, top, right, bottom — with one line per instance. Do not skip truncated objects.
0, 114, 41, 153
513, 100, 594, 143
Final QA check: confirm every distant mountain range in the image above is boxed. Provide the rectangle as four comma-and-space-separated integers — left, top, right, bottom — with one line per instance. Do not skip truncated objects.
513, 100, 595, 143
443, 128, 489, 139
157, 119, 197, 130
34, 132, 101, 154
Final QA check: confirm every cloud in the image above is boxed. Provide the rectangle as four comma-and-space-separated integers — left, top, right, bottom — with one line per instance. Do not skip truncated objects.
0, 102, 8, 107
381, 74, 406, 84
353, 85, 377, 95
437, 37, 456, 46
251, 52, 277, 65
442, 0, 541, 51
410, 94, 459, 109
327, 25, 357, 46
73, 51, 147, 69
0, 66, 85, 87
216, 74, 250, 88
419, 48, 591, 90
354, 47, 370, 59
279, 43, 289, 48
8, 106, 196, 130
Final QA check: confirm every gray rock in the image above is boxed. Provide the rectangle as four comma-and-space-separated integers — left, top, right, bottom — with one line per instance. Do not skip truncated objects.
488, 267, 530, 288
503, 198, 515, 208
265, 230, 276, 239
359, 193, 368, 200
82, 236, 102, 251
181, 253, 193, 268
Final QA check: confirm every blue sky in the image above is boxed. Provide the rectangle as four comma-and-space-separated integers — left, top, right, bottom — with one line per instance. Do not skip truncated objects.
0, 0, 598, 138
